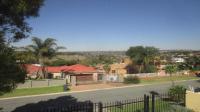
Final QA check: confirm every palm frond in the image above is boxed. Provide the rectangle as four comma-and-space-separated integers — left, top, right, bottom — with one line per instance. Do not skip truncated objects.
55, 46, 66, 51
27, 45, 38, 52
32, 37, 43, 48
43, 38, 57, 48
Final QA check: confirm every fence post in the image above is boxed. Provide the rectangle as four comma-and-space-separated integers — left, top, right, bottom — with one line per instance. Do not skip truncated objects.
144, 94, 147, 112
30, 80, 32, 88
146, 95, 149, 112
98, 102, 103, 112
48, 79, 50, 86
152, 93, 155, 112
183, 89, 186, 106
89, 102, 94, 112
144, 94, 149, 112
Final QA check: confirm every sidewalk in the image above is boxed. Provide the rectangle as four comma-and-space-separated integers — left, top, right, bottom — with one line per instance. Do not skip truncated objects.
70, 83, 125, 91
70, 78, 199, 91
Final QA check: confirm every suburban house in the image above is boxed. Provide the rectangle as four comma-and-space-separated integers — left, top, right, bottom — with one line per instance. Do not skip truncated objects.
24, 64, 67, 79
62, 64, 104, 85
46, 66, 68, 79
24, 64, 103, 85
172, 57, 185, 63
105, 58, 132, 82
24, 64, 43, 79
109, 58, 132, 75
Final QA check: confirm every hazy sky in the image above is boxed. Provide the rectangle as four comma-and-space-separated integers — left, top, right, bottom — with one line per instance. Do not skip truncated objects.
14, 0, 200, 51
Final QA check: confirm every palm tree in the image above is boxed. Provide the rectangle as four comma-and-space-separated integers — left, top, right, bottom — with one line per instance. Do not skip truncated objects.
25, 37, 65, 78
165, 64, 177, 86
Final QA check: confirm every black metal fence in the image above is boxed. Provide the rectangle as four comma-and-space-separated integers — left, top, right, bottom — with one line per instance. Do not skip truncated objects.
21, 92, 186, 112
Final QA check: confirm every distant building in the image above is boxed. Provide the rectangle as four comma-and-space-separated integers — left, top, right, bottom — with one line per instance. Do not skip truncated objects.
172, 57, 185, 63
109, 58, 132, 75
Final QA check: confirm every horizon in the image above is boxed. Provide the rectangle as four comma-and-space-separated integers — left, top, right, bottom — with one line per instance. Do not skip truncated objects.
14, 0, 200, 51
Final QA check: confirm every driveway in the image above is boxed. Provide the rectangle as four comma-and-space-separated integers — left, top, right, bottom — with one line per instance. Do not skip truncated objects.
0, 79, 200, 112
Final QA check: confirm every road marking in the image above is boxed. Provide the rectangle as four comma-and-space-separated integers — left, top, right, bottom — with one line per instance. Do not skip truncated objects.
0, 79, 198, 100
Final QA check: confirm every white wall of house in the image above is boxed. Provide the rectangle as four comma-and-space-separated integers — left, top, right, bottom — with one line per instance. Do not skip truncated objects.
27, 74, 37, 79
53, 73, 62, 78
65, 75, 71, 83
93, 73, 98, 82
172, 57, 185, 63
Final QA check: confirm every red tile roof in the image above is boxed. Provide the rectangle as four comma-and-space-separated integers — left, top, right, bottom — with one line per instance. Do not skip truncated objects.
62, 64, 96, 73
46, 65, 70, 73
46, 66, 62, 73
24, 64, 41, 74
24, 64, 96, 74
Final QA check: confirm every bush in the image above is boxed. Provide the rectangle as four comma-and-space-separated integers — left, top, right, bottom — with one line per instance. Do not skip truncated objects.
126, 64, 139, 74
124, 76, 140, 84
168, 85, 186, 104
142, 65, 157, 73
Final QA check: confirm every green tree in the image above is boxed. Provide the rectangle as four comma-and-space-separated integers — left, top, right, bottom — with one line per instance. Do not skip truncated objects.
126, 46, 159, 73
0, 0, 44, 42
25, 37, 65, 78
186, 56, 200, 71
168, 85, 186, 103
177, 63, 190, 71
0, 46, 26, 95
165, 64, 178, 86
0, 0, 44, 94
103, 64, 111, 74
81, 55, 117, 66
14, 51, 37, 64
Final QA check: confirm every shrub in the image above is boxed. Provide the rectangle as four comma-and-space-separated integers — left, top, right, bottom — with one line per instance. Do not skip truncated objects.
126, 64, 139, 74
168, 85, 186, 104
142, 65, 157, 73
124, 76, 140, 84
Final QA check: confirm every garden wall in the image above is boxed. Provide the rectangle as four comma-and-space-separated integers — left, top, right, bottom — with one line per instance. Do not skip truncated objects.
186, 90, 200, 112
17, 79, 66, 88
124, 73, 159, 78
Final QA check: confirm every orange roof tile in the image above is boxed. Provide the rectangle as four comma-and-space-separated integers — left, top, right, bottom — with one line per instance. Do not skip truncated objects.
62, 64, 96, 73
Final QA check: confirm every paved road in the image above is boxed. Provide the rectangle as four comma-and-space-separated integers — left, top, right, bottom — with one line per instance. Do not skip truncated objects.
0, 80, 200, 112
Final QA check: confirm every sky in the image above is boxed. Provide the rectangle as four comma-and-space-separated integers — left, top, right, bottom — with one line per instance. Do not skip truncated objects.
14, 0, 200, 51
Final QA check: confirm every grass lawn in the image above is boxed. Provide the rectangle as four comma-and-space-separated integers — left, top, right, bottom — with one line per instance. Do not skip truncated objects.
140, 75, 199, 84
0, 86, 66, 98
